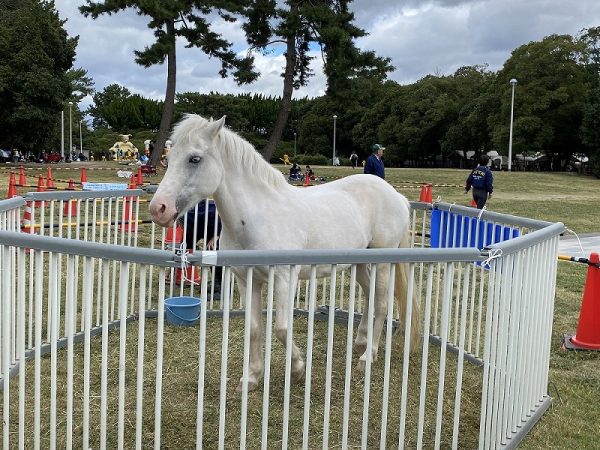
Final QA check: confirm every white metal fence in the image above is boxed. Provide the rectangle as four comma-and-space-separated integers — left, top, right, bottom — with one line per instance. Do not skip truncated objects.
0, 190, 564, 449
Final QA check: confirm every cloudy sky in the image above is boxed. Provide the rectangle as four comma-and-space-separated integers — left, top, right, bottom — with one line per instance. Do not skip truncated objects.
54, 0, 600, 107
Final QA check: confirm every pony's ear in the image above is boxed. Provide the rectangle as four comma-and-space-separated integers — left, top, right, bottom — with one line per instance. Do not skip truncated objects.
206, 115, 226, 139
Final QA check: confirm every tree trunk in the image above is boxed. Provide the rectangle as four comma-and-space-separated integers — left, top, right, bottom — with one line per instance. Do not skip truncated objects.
151, 19, 177, 167
261, 35, 296, 162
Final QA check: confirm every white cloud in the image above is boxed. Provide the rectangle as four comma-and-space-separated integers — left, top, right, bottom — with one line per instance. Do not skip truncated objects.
54, 0, 600, 106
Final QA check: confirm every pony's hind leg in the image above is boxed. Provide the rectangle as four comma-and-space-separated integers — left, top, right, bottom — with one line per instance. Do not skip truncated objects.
355, 263, 391, 372
273, 268, 305, 382
236, 277, 265, 392
353, 263, 371, 355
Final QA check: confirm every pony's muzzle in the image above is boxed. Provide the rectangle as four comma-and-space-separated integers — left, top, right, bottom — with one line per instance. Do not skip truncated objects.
149, 196, 177, 228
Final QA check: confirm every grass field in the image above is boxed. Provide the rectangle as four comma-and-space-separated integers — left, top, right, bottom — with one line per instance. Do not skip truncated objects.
1, 160, 599, 448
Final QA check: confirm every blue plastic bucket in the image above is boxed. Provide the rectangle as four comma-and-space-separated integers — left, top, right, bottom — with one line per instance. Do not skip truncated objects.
164, 296, 201, 327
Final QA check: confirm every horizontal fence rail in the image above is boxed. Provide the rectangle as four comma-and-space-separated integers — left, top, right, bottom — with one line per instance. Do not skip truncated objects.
0, 193, 564, 449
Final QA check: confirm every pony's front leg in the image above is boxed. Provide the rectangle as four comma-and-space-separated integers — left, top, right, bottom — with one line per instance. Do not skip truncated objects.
236, 278, 264, 392
273, 268, 305, 382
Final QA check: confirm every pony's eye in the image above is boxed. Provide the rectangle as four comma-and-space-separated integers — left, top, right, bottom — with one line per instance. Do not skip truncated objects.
189, 155, 202, 164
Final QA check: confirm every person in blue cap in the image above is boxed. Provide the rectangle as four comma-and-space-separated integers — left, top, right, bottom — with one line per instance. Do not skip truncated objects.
465, 154, 494, 209
364, 143, 385, 179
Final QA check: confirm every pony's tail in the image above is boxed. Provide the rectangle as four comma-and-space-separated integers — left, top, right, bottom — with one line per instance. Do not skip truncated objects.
395, 228, 422, 351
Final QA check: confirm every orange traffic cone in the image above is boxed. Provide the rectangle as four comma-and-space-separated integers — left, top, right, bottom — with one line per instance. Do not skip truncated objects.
7, 173, 17, 199
119, 176, 138, 231
303, 172, 310, 187
137, 167, 143, 187
46, 167, 54, 189
81, 167, 88, 183
164, 225, 184, 250
63, 179, 77, 217
419, 183, 428, 202
35, 175, 45, 207
419, 183, 433, 203
18, 166, 26, 186
563, 253, 600, 351
21, 201, 39, 234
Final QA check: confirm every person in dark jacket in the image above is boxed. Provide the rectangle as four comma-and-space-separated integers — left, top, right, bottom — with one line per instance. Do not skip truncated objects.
181, 200, 222, 299
465, 154, 494, 209
364, 144, 385, 179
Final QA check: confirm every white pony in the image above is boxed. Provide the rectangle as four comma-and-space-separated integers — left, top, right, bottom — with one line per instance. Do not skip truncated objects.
149, 115, 421, 391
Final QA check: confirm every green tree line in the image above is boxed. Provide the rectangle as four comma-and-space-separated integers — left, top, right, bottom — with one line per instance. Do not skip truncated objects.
1, 1, 599, 176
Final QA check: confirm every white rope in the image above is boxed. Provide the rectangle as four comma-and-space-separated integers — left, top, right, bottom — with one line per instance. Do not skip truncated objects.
477, 205, 487, 221
564, 228, 586, 256
175, 242, 200, 286
481, 248, 503, 268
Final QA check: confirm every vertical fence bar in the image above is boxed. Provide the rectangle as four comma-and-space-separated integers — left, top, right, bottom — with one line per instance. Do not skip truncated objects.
452, 263, 471, 449
417, 264, 435, 449
479, 255, 498, 450
361, 265, 377, 450
240, 267, 254, 449
341, 265, 357, 449
33, 248, 43, 450
398, 264, 415, 449
117, 262, 130, 449
302, 266, 318, 450
99, 256, 110, 450
323, 265, 337, 450
82, 256, 93, 450
260, 267, 276, 450
217, 267, 232, 450
195, 267, 209, 450
17, 246, 26, 450
2, 246, 11, 450
379, 263, 397, 449
133, 266, 148, 450
283, 265, 299, 449
153, 269, 166, 450
434, 263, 454, 449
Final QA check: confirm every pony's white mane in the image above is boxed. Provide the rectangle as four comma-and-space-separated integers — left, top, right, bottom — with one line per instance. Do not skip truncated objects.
172, 114, 288, 189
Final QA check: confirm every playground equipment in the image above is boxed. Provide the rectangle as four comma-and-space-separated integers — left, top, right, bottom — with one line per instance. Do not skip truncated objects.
109, 134, 139, 161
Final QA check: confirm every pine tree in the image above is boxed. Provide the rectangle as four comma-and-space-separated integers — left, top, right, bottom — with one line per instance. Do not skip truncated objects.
80, 0, 259, 166
242, 0, 393, 162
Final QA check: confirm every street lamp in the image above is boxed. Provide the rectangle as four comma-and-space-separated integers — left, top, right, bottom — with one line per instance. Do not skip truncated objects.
508, 78, 518, 172
294, 132, 297, 157
61, 110, 65, 160
332, 114, 337, 166
68, 101, 73, 161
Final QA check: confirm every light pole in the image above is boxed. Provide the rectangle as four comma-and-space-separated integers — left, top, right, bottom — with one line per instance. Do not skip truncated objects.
332, 114, 337, 166
79, 120, 83, 156
294, 132, 297, 157
68, 101, 73, 161
508, 78, 518, 172
61, 110, 65, 160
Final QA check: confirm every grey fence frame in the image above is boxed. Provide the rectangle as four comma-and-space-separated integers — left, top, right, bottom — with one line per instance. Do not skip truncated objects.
0, 192, 565, 449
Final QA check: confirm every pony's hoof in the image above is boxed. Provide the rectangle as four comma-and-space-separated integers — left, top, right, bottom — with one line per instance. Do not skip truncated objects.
292, 361, 306, 382
237, 378, 259, 393
353, 341, 367, 355
355, 359, 366, 373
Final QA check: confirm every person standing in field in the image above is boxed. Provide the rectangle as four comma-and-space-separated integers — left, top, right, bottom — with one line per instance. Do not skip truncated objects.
349, 151, 358, 168
364, 144, 385, 179
465, 154, 494, 209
